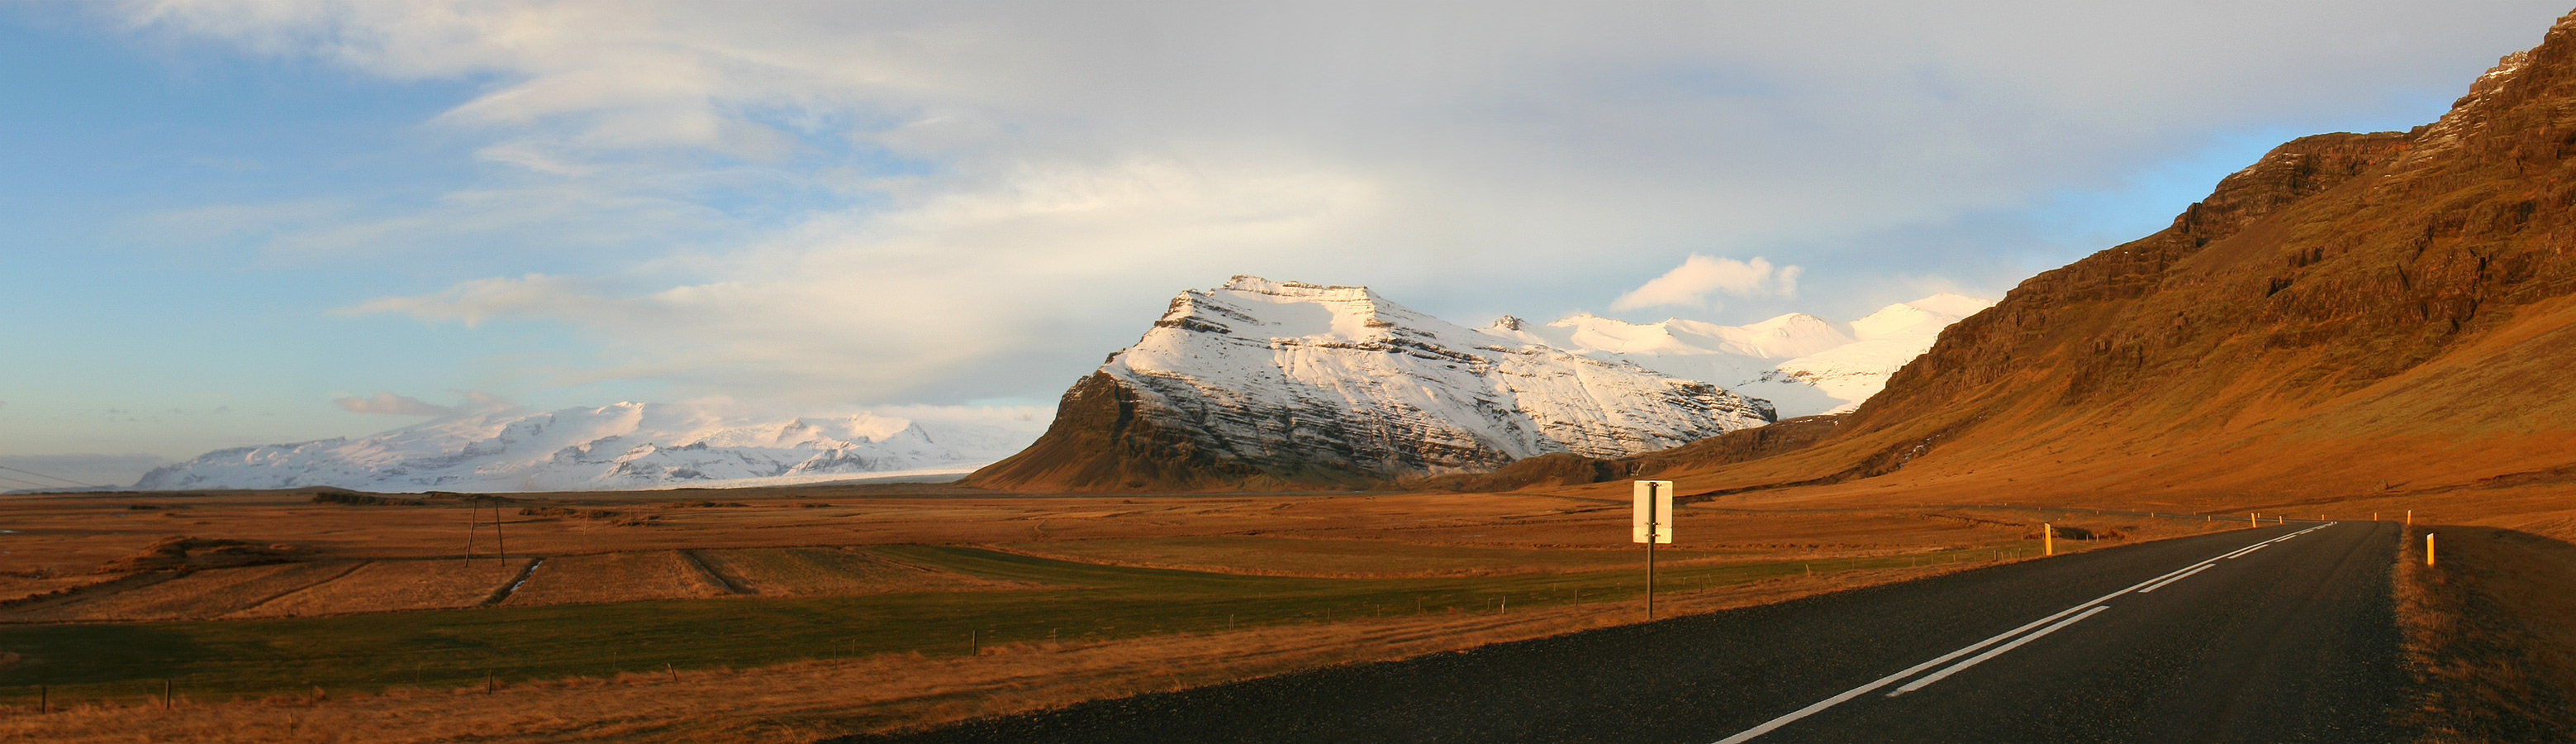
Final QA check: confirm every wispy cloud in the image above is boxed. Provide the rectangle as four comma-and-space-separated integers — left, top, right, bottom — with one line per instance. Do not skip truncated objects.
93, 0, 2576, 407
1612, 255, 1802, 311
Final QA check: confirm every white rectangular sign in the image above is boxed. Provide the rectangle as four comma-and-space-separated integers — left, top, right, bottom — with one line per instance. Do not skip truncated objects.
1633, 480, 1674, 544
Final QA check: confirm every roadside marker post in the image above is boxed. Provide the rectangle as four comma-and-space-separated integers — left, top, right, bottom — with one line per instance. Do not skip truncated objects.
2043, 524, 2053, 556
1633, 480, 1674, 620
2407, 510, 2413, 526
2427, 533, 2436, 566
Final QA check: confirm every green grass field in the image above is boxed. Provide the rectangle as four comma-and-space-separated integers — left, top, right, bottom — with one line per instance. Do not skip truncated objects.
0, 542, 2042, 706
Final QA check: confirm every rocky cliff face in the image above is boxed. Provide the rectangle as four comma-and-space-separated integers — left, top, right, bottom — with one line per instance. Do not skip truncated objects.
1861, 12, 2576, 433
1640, 10, 2576, 502
964, 277, 1775, 492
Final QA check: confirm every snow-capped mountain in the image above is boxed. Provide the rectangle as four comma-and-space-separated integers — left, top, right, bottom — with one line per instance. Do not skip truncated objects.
1499, 293, 1994, 417
134, 403, 1048, 493
966, 276, 1775, 491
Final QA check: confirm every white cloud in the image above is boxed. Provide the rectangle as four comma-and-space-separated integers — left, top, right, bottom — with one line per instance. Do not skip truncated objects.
343, 157, 1385, 403
93, 0, 2576, 406
333, 393, 455, 416
1611, 255, 1802, 311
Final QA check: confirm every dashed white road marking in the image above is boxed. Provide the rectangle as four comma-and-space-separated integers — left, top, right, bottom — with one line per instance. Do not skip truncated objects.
1711, 522, 2341, 744
1889, 606, 2110, 696
2137, 565, 2212, 594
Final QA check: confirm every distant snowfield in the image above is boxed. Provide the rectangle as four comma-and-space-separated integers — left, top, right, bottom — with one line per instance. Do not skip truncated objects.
135, 403, 1050, 493
1498, 293, 1993, 418
134, 286, 1986, 493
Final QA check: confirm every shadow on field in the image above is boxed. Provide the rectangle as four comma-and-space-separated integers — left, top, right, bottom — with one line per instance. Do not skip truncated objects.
0, 622, 210, 687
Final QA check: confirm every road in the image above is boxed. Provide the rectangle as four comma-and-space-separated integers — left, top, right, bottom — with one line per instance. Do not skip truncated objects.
840, 521, 2410, 743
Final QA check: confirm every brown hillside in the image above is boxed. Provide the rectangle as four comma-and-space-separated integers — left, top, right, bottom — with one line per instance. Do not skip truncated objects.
962, 372, 1380, 494
1563, 10, 2576, 511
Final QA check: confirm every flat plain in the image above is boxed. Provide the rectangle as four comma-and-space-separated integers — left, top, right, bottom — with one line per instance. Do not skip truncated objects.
0, 483, 2227, 742
2, 479, 2564, 743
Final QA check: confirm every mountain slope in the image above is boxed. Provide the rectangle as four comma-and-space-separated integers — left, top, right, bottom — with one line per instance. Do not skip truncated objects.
963, 277, 1775, 492
1600, 11, 2576, 507
135, 403, 1047, 493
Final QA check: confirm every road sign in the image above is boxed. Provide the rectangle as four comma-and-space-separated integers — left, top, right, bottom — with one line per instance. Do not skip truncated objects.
1633, 480, 1673, 544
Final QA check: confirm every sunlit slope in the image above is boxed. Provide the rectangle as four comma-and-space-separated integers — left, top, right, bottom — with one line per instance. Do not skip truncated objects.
1599, 12, 2576, 508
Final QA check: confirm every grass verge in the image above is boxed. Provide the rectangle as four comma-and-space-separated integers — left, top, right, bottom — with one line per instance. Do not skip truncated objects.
2395, 525, 2576, 742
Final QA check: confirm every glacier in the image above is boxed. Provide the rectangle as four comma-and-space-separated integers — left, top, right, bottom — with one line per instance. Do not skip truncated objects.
133, 403, 1049, 493
1500, 293, 1994, 418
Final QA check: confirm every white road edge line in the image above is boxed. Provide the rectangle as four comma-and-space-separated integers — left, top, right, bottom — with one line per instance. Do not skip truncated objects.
1887, 606, 2110, 696
2136, 565, 2211, 594
1709, 522, 2341, 744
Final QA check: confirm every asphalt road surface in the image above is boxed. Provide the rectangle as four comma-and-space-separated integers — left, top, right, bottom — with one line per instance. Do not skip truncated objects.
840, 521, 2410, 743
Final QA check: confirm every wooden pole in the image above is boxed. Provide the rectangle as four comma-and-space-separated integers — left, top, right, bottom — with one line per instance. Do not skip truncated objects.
492, 501, 506, 561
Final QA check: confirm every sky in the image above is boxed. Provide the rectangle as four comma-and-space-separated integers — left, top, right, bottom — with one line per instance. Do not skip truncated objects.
3, 1, 2570, 487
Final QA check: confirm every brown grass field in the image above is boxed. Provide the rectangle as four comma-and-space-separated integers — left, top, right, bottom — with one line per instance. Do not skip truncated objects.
501, 551, 730, 606
0, 479, 2564, 742
230, 559, 524, 618
4, 561, 359, 623
694, 547, 1024, 597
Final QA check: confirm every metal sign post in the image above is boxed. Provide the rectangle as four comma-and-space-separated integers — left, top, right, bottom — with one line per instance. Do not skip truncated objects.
1633, 480, 1674, 619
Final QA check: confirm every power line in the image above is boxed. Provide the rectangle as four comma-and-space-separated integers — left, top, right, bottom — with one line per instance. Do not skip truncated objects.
0, 464, 103, 489
0, 473, 66, 490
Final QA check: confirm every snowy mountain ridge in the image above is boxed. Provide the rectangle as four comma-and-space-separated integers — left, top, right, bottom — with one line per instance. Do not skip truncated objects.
965, 276, 1779, 490
1501, 293, 1994, 417
135, 279, 1988, 494
134, 403, 1048, 493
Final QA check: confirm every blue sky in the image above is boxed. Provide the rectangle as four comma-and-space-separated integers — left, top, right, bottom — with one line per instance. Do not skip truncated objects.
3, 2, 2569, 486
